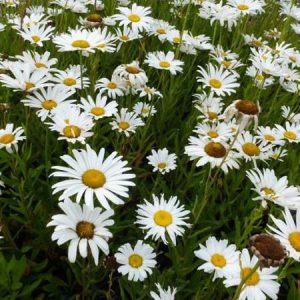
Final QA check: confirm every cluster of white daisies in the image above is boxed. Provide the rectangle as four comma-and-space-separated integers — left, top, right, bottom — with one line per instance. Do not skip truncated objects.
0, 0, 299, 299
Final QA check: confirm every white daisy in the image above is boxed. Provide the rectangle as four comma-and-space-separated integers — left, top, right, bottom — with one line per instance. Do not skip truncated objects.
144, 51, 184, 75
256, 126, 284, 146
136, 194, 190, 245
133, 102, 157, 118
110, 108, 144, 137
194, 236, 240, 280
0, 123, 26, 153
51, 144, 135, 209
146, 148, 177, 174
47, 198, 114, 265
224, 249, 280, 300
115, 240, 156, 281
193, 122, 233, 142
276, 122, 300, 143
95, 77, 126, 99
246, 168, 300, 209
150, 283, 177, 300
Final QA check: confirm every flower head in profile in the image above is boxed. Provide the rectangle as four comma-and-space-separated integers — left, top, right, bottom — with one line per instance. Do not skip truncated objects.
47, 199, 114, 265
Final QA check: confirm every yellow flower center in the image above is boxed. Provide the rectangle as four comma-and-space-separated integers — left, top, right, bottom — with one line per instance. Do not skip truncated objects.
0, 133, 14, 144
42, 99, 57, 110
128, 14, 141, 23
288, 232, 300, 251
119, 121, 130, 130
237, 4, 249, 10
141, 107, 149, 114
242, 143, 261, 156
255, 74, 265, 81
158, 162, 167, 169
209, 78, 222, 89
261, 187, 276, 198
173, 37, 181, 43
121, 35, 129, 41
153, 210, 173, 227
207, 112, 218, 120
63, 78, 76, 86
156, 28, 166, 34
241, 268, 260, 286
211, 254, 226, 268
159, 61, 171, 68
63, 125, 81, 138
128, 254, 143, 268
107, 82, 117, 89
35, 62, 46, 68
71, 40, 90, 49
86, 14, 102, 23
31, 35, 40, 43
25, 82, 35, 91
126, 66, 140, 74
222, 60, 231, 68
91, 107, 105, 116
82, 169, 106, 189
284, 131, 297, 140
96, 43, 106, 49
76, 221, 95, 239
204, 142, 226, 158
264, 134, 275, 142
207, 130, 219, 138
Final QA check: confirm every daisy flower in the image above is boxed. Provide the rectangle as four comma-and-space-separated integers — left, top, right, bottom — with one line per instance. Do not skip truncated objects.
276, 122, 300, 143
228, 0, 265, 16
136, 194, 190, 245
52, 65, 90, 90
47, 105, 94, 144
79, 94, 118, 120
268, 208, 300, 261
113, 3, 153, 33
115, 27, 140, 51
144, 51, 184, 75
51, 144, 135, 209
246, 168, 300, 209
150, 284, 177, 300
133, 102, 157, 118
197, 63, 240, 96
22, 86, 76, 121
148, 19, 175, 42
110, 108, 144, 137
185, 136, 240, 173
47, 198, 114, 265
136, 85, 162, 101
0, 123, 25, 153
146, 148, 177, 174
95, 77, 126, 99
194, 236, 240, 280
16, 23, 54, 47
256, 126, 284, 146
92, 27, 117, 53
0, 62, 51, 92
115, 240, 156, 281
224, 249, 280, 300
194, 122, 233, 142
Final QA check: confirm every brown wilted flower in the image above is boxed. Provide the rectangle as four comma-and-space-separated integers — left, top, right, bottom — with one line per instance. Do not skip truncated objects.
249, 233, 288, 267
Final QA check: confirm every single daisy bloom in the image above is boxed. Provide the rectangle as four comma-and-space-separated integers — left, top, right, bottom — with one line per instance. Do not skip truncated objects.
110, 108, 144, 137
113, 61, 148, 88
197, 63, 240, 96
193, 122, 233, 142
0, 123, 26, 153
246, 168, 300, 209
22, 86, 76, 121
51, 144, 135, 209
194, 236, 240, 280
47, 105, 94, 144
95, 77, 126, 99
115, 240, 156, 281
0, 62, 51, 92
146, 148, 177, 174
276, 122, 300, 143
268, 208, 300, 261
233, 131, 270, 162
136, 194, 190, 245
144, 51, 184, 75
224, 249, 280, 300
53, 65, 90, 90
228, 0, 265, 16
133, 102, 157, 118
185, 136, 240, 173
136, 85, 162, 101
256, 126, 284, 146
224, 99, 261, 131
79, 94, 118, 120
16, 23, 54, 47
113, 3, 153, 33
150, 283, 177, 300
47, 198, 114, 265
115, 27, 140, 51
